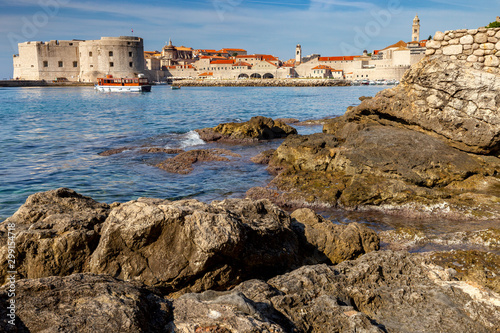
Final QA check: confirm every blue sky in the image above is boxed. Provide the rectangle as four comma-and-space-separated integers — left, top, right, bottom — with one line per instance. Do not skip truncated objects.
1, 0, 499, 78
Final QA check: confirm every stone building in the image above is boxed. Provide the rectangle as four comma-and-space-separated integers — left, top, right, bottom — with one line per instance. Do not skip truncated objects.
13, 36, 146, 82
295, 44, 302, 63
161, 39, 194, 67
293, 15, 427, 81
412, 14, 421, 42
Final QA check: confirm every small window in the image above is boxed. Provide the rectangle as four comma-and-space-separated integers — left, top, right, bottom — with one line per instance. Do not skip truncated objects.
129, 52, 132, 57
110, 62, 114, 67
58, 61, 63, 67
43, 61, 48, 67
109, 51, 113, 57
73, 61, 78, 67
89, 51, 92, 57
127, 42, 131, 45
90, 64, 93, 68
69, 43, 73, 46
129, 62, 133, 67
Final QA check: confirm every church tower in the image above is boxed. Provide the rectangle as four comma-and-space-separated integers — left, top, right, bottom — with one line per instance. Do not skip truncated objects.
295, 44, 302, 63
412, 14, 420, 42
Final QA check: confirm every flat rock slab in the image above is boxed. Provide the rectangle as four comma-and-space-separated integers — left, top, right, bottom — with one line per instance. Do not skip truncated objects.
155, 148, 241, 174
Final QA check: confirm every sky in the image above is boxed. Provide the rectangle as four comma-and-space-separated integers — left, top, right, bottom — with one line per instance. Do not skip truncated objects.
1, 0, 499, 78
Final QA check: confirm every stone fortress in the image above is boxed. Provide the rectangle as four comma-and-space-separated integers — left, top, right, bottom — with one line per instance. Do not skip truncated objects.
13, 15, 430, 82
13, 36, 145, 82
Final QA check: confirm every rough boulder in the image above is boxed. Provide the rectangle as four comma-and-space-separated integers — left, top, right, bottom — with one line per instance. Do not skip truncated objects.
196, 116, 297, 143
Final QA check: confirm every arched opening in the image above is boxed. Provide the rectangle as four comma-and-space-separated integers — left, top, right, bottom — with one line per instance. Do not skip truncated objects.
263, 73, 274, 79
250, 73, 261, 79
238, 73, 249, 79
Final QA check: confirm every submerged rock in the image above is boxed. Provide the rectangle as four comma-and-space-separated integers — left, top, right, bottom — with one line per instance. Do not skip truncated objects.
98, 146, 136, 156
196, 116, 297, 143
250, 149, 276, 164
140, 148, 185, 154
155, 148, 241, 174
99, 146, 184, 156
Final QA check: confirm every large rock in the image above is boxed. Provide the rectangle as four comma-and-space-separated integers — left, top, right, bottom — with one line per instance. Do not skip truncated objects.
0, 188, 109, 285
291, 208, 379, 264
261, 124, 500, 217
259, 56, 500, 217
338, 56, 500, 154
87, 198, 302, 295
196, 116, 297, 143
233, 251, 500, 333
2, 252, 498, 333
173, 290, 291, 332
0, 189, 379, 297
0, 274, 172, 332
88, 197, 378, 296
170, 251, 500, 332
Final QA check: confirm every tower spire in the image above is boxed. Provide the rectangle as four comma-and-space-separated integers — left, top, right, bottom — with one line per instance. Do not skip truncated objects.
412, 14, 420, 42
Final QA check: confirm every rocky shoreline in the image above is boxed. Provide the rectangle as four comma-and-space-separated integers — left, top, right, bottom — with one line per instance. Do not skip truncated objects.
3, 42, 500, 332
1, 188, 499, 332
174, 78, 351, 87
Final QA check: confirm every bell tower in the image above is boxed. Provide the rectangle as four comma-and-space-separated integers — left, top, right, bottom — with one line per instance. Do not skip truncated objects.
412, 14, 420, 42
295, 44, 302, 63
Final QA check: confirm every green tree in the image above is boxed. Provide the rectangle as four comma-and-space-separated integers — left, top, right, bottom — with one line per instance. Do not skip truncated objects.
487, 21, 500, 28
428, 35, 433, 40
232, 53, 238, 57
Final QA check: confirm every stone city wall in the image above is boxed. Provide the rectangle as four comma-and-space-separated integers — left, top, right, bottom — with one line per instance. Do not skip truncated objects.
174, 78, 351, 87
426, 27, 500, 73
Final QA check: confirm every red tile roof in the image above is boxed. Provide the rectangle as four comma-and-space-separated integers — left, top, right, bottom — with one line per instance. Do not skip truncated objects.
210, 59, 234, 64
319, 56, 356, 61
312, 65, 334, 70
198, 72, 213, 76
262, 60, 278, 67
222, 48, 246, 52
233, 61, 252, 67
383, 40, 408, 50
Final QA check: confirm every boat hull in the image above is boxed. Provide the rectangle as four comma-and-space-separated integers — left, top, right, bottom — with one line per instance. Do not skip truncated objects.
94, 85, 151, 92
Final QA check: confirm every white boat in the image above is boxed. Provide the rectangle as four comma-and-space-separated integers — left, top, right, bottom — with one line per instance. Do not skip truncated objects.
95, 75, 151, 92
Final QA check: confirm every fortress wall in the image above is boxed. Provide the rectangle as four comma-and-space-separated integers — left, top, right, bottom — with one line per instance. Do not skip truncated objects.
13, 41, 81, 81
13, 42, 41, 80
79, 37, 145, 82
426, 27, 500, 73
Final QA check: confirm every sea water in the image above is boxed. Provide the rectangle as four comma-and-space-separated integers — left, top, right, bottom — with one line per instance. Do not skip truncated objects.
0, 85, 386, 221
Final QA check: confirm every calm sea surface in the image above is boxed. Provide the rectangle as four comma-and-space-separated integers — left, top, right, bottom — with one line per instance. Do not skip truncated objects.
0, 85, 386, 221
